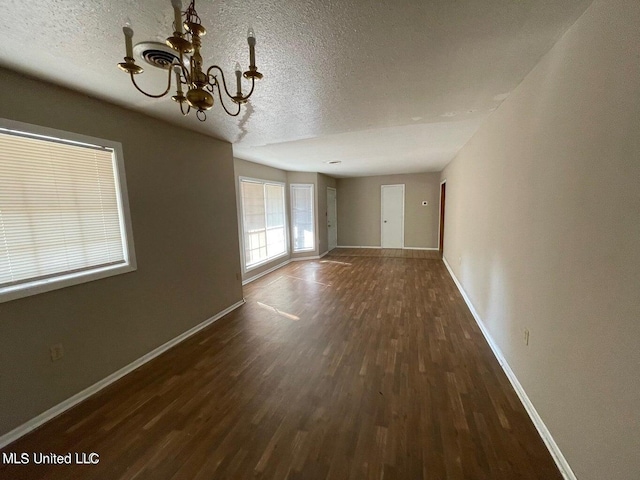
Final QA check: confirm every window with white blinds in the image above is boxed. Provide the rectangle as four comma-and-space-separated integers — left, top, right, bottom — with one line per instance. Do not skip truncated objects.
0, 119, 136, 302
291, 184, 315, 252
239, 178, 287, 269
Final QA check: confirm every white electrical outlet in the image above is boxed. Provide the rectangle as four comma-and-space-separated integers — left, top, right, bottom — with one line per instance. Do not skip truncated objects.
524, 329, 530, 346
50, 343, 64, 361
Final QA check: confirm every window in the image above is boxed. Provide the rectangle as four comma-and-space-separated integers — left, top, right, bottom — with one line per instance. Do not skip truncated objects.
0, 119, 136, 303
291, 184, 315, 252
239, 178, 287, 269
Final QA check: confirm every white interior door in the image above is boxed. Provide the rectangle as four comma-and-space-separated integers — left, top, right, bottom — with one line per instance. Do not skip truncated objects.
327, 187, 337, 250
381, 185, 404, 248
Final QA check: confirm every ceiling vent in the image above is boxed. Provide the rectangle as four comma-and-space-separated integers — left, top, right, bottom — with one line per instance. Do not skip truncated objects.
133, 42, 180, 70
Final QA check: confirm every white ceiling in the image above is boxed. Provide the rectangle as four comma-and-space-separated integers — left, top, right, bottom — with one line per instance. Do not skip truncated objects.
0, 0, 593, 177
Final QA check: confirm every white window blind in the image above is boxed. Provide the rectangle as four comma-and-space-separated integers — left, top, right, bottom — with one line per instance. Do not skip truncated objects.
0, 129, 128, 291
291, 184, 315, 252
240, 179, 286, 268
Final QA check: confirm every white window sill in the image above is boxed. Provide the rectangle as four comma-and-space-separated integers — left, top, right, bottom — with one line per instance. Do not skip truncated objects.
244, 252, 289, 273
0, 262, 137, 304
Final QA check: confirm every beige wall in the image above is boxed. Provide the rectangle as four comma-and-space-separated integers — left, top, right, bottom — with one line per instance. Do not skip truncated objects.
336, 173, 440, 248
0, 68, 244, 437
440, 1, 640, 479
234, 157, 288, 185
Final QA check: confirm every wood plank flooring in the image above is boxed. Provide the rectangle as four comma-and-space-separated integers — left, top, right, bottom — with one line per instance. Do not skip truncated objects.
0, 249, 562, 479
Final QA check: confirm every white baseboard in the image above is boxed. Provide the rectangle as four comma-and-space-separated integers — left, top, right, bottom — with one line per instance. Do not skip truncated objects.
336, 245, 381, 249
0, 299, 246, 450
441, 257, 576, 480
403, 246, 439, 251
290, 252, 327, 261
242, 259, 291, 285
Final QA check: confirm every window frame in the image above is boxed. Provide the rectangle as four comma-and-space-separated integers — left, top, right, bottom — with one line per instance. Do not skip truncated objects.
290, 183, 316, 253
238, 176, 289, 273
0, 118, 137, 303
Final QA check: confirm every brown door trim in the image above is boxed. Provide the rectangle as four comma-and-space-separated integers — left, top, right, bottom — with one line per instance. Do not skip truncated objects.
438, 181, 446, 258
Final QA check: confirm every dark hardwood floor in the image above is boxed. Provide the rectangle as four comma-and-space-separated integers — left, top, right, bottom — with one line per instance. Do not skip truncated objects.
0, 249, 562, 479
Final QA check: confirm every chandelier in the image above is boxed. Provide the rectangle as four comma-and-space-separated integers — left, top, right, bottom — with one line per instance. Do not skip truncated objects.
117, 0, 262, 121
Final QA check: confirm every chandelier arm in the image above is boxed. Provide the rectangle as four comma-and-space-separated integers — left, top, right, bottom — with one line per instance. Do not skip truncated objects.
206, 65, 236, 101
213, 78, 242, 117
240, 77, 256, 101
129, 67, 174, 99
179, 101, 191, 116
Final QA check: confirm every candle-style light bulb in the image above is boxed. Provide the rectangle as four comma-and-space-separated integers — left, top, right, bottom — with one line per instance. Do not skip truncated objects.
171, 0, 183, 34
173, 65, 183, 94
235, 62, 242, 95
247, 27, 256, 69
123, 18, 134, 58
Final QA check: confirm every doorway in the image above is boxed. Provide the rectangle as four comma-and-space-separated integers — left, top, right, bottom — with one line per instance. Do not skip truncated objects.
381, 184, 404, 248
439, 180, 446, 258
327, 187, 337, 251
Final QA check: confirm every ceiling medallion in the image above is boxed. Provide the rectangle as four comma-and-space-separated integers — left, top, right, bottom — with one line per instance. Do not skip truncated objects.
117, 0, 262, 121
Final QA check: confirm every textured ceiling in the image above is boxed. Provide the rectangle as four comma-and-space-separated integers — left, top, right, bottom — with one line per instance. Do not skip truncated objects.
0, 0, 594, 177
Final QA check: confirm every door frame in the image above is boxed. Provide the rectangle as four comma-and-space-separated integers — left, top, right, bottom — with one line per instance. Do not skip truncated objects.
327, 187, 337, 251
381, 184, 405, 248
438, 179, 446, 257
